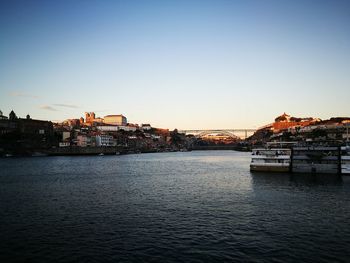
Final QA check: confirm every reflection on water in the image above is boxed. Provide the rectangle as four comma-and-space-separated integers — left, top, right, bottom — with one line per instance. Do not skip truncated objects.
0, 151, 349, 262
251, 172, 344, 188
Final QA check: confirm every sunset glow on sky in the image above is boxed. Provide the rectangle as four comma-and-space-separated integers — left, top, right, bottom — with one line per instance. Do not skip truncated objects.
1, 0, 349, 129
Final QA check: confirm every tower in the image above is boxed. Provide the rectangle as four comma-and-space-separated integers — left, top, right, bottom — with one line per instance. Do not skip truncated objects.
9, 110, 17, 120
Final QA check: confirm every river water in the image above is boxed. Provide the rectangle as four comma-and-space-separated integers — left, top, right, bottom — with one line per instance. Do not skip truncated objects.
1, 151, 349, 262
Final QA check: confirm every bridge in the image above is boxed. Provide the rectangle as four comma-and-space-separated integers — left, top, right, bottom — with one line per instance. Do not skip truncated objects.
178, 129, 257, 139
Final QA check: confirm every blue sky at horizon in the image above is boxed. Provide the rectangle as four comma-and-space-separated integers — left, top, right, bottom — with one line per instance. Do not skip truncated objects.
1, 0, 349, 129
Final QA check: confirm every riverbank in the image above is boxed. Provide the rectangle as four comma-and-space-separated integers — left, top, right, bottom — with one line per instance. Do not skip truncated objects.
1, 146, 186, 157
191, 145, 251, 151
1, 144, 254, 158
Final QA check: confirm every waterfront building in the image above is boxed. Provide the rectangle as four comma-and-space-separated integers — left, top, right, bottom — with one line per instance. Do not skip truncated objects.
95, 134, 115, 147
103, 115, 127, 126
0, 111, 53, 136
0, 110, 55, 152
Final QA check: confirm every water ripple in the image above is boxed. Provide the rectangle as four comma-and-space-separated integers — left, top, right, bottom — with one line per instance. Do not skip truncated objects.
1, 151, 350, 262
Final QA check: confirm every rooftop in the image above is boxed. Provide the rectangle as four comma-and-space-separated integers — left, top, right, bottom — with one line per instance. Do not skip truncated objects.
104, 114, 125, 118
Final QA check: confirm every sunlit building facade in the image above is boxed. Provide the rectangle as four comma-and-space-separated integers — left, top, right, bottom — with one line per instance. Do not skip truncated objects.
272, 113, 319, 132
103, 115, 127, 126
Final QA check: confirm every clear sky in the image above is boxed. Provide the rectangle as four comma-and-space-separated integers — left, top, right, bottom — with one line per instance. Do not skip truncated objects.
1, 0, 349, 129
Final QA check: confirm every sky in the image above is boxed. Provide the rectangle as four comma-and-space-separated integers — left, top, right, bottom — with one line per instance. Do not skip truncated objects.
0, 0, 349, 129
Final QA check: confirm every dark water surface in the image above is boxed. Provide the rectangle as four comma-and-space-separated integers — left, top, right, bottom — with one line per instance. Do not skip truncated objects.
1, 151, 350, 262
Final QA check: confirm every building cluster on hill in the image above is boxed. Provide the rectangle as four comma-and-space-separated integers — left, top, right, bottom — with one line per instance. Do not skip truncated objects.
249, 112, 350, 145
0, 110, 55, 155
55, 112, 193, 152
0, 110, 192, 156
57, 113, 161, 149
2, 109, 349, 156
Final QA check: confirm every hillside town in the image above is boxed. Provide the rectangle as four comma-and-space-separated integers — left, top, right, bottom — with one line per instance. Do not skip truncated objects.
0, 110, 349, 157
0, 110, 192, 156
249, 112, 350, 146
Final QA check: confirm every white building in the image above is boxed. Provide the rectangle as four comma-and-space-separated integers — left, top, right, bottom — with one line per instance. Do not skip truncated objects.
97, 126, 119, 132
118, 125, 137, 132
97, 125, 137, 132
95, 134, 115, 147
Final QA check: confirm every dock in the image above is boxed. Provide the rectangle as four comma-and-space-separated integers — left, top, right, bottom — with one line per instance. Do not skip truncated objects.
291, 146, 341, 174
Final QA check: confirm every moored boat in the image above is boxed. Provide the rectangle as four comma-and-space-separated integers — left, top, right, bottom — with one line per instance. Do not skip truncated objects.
250, 148, 292, 172
292, 146, 341, 174
341, 146, 350, 175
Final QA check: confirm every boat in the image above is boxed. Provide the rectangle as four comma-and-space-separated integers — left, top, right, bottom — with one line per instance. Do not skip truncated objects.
292, 146, 341, 174
250, 147, 292, 172
341, 146, 350, 175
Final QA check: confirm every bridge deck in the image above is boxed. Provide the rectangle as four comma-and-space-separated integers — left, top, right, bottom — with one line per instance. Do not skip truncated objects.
179, 129, 257, 139
179, 129, 257, 133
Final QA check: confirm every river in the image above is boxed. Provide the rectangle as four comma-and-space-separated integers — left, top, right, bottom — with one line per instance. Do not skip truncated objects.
1, 151, 349, 262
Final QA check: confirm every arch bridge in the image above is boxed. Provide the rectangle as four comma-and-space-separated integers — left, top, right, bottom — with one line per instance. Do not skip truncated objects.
178, 129, 257, 139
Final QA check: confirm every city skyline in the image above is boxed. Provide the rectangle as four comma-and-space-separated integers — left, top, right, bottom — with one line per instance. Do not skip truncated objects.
1, 0, 350, 129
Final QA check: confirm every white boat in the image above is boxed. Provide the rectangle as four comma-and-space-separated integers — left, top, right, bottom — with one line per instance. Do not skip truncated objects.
250, 148, 292, 172
341, 146, 350, 175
